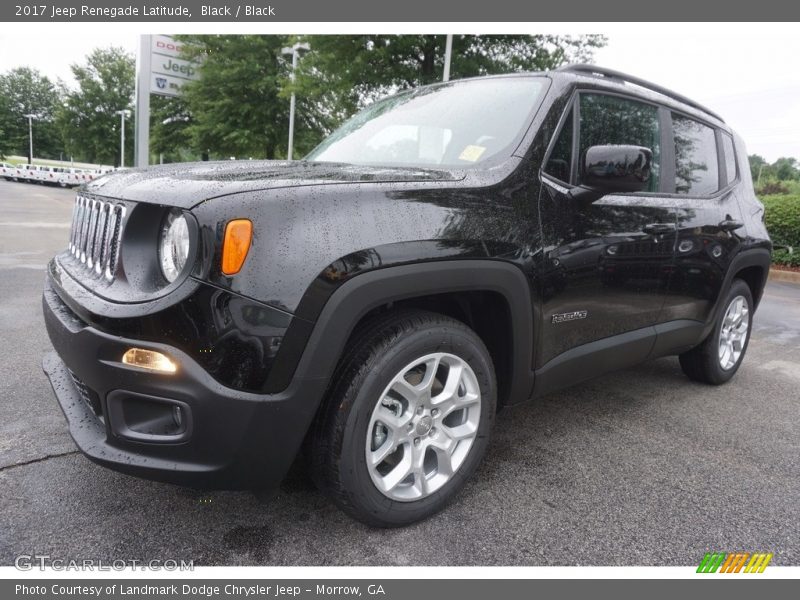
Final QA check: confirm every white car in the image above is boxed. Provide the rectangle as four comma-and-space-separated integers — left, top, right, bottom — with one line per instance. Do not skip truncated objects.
14, 164, 35, 182
40, 166, 59, 185
1, 162, 16, 181
45, 167, 71, 187
25, 164, 49, 183
60, 168, 85, 188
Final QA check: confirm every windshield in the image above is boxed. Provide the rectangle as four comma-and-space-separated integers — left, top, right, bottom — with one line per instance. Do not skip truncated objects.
305, 76, 545, 168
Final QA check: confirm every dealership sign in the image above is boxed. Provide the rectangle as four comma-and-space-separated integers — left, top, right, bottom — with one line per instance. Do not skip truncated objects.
135, 34, 201, 166
149, 35, 200, 98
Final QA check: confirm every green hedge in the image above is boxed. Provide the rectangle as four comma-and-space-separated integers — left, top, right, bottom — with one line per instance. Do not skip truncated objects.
762, 195, 800, 267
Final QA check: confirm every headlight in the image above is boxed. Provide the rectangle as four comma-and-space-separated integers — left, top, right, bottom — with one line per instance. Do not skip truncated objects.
159, 209, 190, 283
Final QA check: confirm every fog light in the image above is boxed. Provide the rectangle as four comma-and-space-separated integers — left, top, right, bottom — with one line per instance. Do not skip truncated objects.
122, 348, 177, 373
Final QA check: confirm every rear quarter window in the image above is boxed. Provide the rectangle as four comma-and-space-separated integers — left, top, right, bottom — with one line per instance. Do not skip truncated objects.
673, 114, 719, 195
721, 133, 737, 186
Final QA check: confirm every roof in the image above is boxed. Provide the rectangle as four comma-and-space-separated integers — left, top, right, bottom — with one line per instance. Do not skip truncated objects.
553, 64, 726, 126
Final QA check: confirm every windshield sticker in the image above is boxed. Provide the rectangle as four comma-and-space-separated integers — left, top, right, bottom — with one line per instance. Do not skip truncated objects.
458, 145, 487, 162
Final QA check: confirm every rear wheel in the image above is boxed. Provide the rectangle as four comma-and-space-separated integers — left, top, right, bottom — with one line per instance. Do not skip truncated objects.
310, 310, 496, 527
679, 278, 753, 384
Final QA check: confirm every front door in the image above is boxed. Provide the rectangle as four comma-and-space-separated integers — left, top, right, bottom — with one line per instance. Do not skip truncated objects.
536, 91, 677, 367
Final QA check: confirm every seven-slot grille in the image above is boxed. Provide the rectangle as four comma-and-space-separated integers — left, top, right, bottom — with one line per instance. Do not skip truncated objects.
68, 195, 125, 282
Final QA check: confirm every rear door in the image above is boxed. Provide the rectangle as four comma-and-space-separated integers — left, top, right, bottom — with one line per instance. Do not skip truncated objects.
659, 113, 746, 327
537, 91, 678, 367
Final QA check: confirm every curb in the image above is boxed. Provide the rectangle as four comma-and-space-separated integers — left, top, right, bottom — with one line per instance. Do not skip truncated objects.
768, 268, 800, 285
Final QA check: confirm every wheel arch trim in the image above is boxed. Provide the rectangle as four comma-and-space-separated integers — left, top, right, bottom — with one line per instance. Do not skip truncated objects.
699, 247, 770, 341
273, 260, 536, 406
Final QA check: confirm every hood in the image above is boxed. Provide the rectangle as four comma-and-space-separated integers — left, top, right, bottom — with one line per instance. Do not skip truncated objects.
83, 160, 464, 208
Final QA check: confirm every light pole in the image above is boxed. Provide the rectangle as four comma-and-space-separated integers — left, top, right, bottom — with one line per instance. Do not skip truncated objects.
443, 34, 453, 82
23, 113, 37, 163
115, 109, 131, 168
281, 42, 310, 160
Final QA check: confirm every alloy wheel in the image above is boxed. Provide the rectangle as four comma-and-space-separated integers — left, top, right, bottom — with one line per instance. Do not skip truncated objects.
718, 295, 749, 370
365, 352, 481, 501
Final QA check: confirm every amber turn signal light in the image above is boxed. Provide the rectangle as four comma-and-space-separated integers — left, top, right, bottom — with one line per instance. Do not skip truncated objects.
221, 219, 253, 275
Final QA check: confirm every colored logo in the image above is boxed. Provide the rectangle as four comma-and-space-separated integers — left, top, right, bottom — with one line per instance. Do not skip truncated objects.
156, 77, 167, 89
697, 552, 773, 573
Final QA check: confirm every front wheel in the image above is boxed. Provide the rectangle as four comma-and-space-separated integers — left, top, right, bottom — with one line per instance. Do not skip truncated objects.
679, 278, 754, 384
310, 310, 496, 527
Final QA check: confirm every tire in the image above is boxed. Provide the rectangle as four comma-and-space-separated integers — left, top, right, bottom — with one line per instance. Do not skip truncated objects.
679, 278, 754, 385
310, 309, 496, 527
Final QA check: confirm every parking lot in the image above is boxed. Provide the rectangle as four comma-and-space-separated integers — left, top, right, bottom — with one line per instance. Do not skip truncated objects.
0, 180, 798, 566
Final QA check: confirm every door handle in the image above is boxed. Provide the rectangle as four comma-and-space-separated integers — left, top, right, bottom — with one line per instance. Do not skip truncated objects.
718, 219, 744, 232
643, 222, 676, 234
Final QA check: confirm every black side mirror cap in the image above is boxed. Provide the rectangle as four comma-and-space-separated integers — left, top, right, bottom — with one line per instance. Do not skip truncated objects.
582, 145, 653, 194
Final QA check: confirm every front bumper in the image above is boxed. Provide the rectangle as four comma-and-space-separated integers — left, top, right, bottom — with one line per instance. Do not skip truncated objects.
41, 277, 328, 489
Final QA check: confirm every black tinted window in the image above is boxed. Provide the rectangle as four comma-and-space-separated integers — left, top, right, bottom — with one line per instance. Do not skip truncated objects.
673, 114, 719, 195
579, 94, 660, 192
721, 133, 737, 186
545, 108, 573, 183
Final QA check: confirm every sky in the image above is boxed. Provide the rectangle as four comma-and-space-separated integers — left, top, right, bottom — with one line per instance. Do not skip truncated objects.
1, 28, 798, 162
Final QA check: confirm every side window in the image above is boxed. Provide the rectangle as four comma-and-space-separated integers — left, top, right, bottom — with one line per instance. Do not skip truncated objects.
578, 94, 661, 193
673, 114, 719, 195
544, 108, 573, 183
721, 133, 737, 186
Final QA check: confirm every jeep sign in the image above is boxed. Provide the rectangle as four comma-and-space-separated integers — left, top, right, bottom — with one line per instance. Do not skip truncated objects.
149, 34, 200, 98
135, 34, 202, 166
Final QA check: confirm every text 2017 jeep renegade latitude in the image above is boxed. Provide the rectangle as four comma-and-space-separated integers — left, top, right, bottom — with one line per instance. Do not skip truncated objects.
43, 65, 771, 526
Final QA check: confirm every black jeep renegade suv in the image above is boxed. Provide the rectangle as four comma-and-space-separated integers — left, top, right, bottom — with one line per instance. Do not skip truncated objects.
43, 65, 771, 526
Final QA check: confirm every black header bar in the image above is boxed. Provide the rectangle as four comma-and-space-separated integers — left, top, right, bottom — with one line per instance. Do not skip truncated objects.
3, 1, 800, 22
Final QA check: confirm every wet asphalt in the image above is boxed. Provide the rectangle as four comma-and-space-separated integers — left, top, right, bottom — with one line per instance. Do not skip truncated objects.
0, 180, 797, 566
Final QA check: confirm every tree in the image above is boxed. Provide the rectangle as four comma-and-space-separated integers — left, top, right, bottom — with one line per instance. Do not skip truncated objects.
150, 95, 194, 163
748, 154, 768, 183
177, 35, 292, 159
0, 91, 11, 159
773, 157, 799, 181
173, 34, 606, 160
57, 47, 135, 166
749, 154, 800, 188
0, 67, 64, 160
290, 34, 608, 145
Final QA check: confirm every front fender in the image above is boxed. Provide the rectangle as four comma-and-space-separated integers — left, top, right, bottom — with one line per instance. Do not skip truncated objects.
264, 260, 536, 407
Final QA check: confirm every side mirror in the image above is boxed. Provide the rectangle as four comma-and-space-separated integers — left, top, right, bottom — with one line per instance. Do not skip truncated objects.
582, 145, 653, 194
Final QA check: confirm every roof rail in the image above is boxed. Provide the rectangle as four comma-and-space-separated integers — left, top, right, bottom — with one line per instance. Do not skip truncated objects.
556, 64, 724, 123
